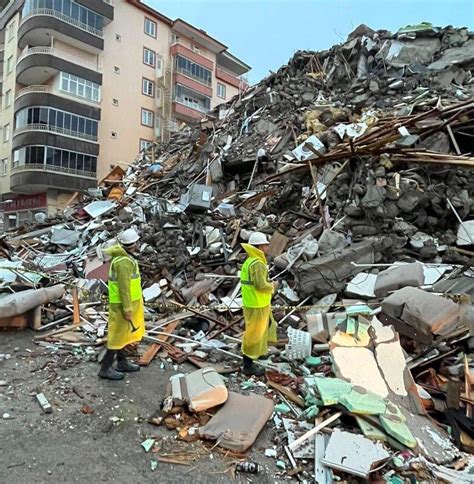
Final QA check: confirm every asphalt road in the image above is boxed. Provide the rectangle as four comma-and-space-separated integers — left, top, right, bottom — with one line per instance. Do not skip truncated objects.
0, 331, 278, 484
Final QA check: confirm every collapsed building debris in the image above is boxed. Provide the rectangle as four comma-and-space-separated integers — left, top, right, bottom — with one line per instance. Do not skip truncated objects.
1, 23, 474, 481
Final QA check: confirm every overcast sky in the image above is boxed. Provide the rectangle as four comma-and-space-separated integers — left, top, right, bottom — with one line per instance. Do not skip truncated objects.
149, 0, 474, 84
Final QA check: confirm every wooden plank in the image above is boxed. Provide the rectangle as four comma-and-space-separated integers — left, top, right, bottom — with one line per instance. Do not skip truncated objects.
139, 320, 179, 366
268, 380, 305, 408
72, 287, 80, 325
267, 231, 289, 257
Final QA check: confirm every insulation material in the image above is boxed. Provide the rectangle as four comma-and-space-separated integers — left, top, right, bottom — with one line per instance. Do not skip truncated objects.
331, 346, 389, 397
199, 392, 274, 452
0, 285, 65, 319
375, 340, 408, 396
170, 368, 228, 412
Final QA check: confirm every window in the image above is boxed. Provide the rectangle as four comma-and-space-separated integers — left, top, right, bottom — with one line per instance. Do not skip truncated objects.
1, 159, 7, 176
3, 124, 10, 142
175, 55, 212, 86
15, 106, 98, 140
171, 34, 179, 44
6, 56, 13, 74
13, 145, 97, 174
143, 48, 156, 67
140, 139, 152, 151
116, 34, 122, 42
22, 0, 104, 35
142, 78, 155, 97
217, 83, 226, 99
112, 98, 119, 106
144, 18, 157, 38
114, 66, 120, 74
4, 90, 12, 108
59, 72, 101, 102
141, 108, 154, 127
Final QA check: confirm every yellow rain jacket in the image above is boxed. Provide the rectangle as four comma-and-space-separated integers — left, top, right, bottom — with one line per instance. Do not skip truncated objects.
240, 243, 277, 360
105, 244, 145, 350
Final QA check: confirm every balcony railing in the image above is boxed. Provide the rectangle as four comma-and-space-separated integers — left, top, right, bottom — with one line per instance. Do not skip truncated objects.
15, 124, 98, 143
12, 163, 96, 179
174, 96, 209, 114
15, 85, 100, 106
17, 46, 101, 72
175, 66, 212, 87
20, 8, 103, 38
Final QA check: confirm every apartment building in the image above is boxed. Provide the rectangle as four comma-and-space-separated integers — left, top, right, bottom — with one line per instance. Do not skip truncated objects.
0, 0, 250, 228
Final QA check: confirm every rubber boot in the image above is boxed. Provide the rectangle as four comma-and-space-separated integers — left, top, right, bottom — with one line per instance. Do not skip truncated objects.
98, 350, 124, 380
242, 355, 265, 377
116, 350, 140, 373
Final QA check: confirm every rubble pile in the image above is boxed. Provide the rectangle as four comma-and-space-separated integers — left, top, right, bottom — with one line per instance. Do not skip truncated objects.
1, 23, 474, 481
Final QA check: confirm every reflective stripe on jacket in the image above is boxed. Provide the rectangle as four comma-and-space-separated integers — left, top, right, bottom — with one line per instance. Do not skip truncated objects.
108, 255, 142, 304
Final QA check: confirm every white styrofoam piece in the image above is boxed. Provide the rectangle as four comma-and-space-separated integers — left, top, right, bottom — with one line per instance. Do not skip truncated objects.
346, 273, 377, 298
322, 429, 390, 478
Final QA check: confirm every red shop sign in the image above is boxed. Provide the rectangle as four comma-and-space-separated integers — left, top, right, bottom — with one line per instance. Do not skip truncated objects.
2, 193, 47, 212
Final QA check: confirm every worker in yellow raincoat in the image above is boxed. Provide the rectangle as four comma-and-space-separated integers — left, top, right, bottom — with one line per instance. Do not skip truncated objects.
98, 228, 145, 380
240, 232, 279, 376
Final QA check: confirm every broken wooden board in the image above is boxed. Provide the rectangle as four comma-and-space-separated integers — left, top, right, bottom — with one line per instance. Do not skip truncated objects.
267, 231, 289, 257
139, 320, 179, 366
268, 380, 305, 408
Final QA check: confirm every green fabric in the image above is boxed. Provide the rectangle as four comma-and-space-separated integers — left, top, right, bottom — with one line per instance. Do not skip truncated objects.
104, 244, 145, 350
240, 244, 273, 308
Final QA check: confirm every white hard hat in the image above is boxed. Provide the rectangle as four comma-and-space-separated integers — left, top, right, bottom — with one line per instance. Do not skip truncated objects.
248, 231, 269, 246
118, 228, 140, 245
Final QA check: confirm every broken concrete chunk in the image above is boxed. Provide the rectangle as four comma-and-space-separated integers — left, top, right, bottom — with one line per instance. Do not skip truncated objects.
429, 39, 474, 70
381, 287, 460, 336
321, 429, 390, 478
170, 368, 228, 412
199, 392, 274, 452
295, 240, 375, 298
374, 262, 424, 298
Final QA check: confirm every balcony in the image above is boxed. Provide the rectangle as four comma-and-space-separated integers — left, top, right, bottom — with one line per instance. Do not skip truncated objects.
16, 85, 101, 108
175, 66, 212, 87
216, 67, 243, 90
11, 163, 96, 194
174, 96, 209, 114
16, 47, 102, 85
18, 9, 104, 53
14, 124, 98, 143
